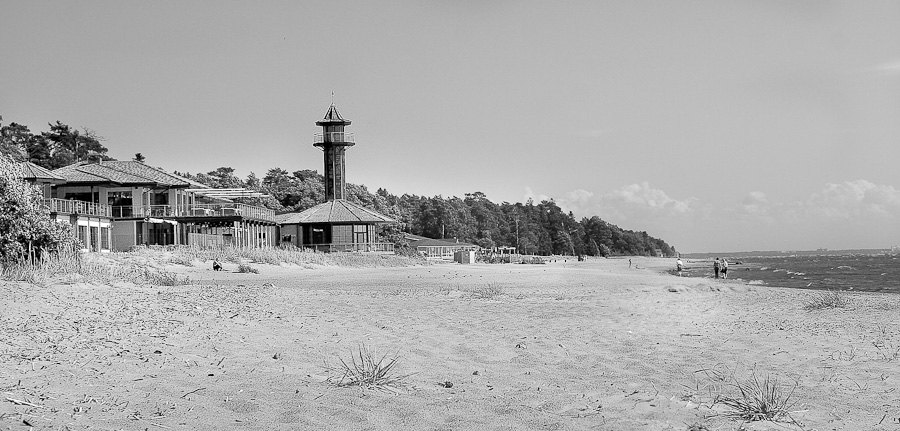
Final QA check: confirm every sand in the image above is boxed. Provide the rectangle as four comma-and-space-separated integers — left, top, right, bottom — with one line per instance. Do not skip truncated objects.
2, 256, 899, 430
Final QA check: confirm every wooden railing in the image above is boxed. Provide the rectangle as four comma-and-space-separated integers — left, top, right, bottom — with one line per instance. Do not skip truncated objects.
305, 243, 394, 253
44, 199, 112, 217
110, 203, 275, 221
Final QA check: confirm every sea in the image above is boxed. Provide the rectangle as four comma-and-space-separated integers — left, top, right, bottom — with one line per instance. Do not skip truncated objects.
678, 251, 900, 294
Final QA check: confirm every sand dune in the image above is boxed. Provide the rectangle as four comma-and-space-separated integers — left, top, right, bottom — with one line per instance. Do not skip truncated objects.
1, 256, 898, 430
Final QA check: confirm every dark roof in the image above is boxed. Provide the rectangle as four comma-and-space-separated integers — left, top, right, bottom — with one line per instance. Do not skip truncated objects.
52, 161, 192, 187
99, 161, 192, 187
411, 238, 477, 248
19, 162, 66, 183
315, 103, 351, 126
275, 199, 393, 224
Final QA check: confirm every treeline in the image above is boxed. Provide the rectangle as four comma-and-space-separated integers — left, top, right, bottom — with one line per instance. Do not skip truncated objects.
178, 168, 677, 257
1, 115, 676, 256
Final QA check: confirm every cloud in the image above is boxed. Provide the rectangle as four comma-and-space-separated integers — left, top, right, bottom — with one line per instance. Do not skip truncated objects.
599, 182, 696, 218
800, 180, 900, 220
523, 186, 550, 203
877, 60, 900, 75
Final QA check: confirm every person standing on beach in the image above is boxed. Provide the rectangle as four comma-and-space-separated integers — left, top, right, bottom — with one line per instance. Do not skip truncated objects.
721, 258, 728, 279
676, 258, 684, 276
713, 258, 721, 279
629, 258, 632, 268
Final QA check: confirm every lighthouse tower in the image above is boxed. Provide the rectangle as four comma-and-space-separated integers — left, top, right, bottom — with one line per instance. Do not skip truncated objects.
314, 103, 355, 201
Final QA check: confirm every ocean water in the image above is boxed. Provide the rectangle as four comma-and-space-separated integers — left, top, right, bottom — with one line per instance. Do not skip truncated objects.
679, 253, 900, 294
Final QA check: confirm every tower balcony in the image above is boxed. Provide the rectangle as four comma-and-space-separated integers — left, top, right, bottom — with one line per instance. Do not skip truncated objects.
313, 132, 355, 144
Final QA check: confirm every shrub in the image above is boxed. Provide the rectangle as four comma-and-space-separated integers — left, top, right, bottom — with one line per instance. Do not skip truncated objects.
0, 155, 78, 263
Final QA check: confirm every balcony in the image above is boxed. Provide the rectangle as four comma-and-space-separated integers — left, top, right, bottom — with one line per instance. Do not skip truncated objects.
110, 203, 276, 222
313, 132, 355, 144
304, 243, 395, 253
44, 199, 112, 218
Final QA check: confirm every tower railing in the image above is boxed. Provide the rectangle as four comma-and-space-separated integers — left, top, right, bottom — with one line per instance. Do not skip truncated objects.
314, 132, 355, 143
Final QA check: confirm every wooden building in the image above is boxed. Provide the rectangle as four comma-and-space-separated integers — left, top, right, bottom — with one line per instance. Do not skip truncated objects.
275, 103, 395, 252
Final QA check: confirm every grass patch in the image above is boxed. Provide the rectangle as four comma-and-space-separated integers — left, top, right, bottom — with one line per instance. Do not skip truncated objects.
1, 249, 191, 286
237, 263, 259, 274
471, 283, 502, 299
804, 290, 850, 311
327, 345, 411, 391
697, 366, 799, 424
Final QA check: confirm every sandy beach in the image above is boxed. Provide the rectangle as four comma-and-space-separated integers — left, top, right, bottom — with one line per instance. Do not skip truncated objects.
2, 256, 899, 430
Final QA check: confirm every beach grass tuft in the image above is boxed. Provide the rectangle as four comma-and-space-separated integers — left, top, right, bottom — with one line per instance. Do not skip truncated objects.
328, 344, 410, 391
471, 283, 503, 299
714, 371, 798, 423
803, 290, 850, 311
237, 263, 259, 274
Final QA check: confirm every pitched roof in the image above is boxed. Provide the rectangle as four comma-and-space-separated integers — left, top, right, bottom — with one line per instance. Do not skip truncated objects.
275, 199, 393, 224
19, 162, 66, 182
99, 161, 192, 187
52, 161, 193, 187
315, 103, 351, 126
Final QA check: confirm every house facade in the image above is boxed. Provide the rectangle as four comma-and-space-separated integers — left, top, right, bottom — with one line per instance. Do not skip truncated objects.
49, 160, 277, 251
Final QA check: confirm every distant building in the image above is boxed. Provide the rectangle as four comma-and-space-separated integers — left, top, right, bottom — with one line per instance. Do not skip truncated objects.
410, 238, 478, 261
275, 103, 394, 252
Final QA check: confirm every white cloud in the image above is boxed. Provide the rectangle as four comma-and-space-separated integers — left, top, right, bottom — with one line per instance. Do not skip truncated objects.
599, 182, 696, 218
800, 180, 900, 220
877, 59, 900, 75
523, 186, 550, 203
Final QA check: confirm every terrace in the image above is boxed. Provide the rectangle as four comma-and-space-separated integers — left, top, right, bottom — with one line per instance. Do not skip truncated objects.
110, 202, 276, 222
304, 242, 394, 253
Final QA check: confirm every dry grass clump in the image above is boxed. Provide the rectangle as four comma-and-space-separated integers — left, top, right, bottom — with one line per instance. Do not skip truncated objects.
237, 263, 259, 274
327, 345, 411, 391
471, 283, 503, 299
803, 290, 850, 311
697, 366, 799, 424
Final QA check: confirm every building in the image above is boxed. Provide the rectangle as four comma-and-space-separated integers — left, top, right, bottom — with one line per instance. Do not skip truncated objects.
21, 161, 115, 252
275, 103, 394, 252
48, 159, 277, 250
410, 238, 478, 261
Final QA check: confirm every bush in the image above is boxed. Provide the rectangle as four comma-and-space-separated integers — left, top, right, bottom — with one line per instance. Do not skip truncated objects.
0, 155, 78, 262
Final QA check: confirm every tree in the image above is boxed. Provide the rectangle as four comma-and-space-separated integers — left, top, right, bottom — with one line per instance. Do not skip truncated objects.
133, 153, 146, 162
40, 121, 112, 169
0, 155, 78, 261
0, 117, 32, 162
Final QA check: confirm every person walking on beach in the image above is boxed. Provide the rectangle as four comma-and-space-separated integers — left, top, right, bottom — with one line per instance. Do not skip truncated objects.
629, 258, 632, 268
721, 258, 728, 279
676, 258, 684, 276
713, 258, 721, 279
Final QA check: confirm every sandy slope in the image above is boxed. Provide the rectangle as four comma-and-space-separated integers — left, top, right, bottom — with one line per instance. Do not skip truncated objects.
1, 257, 899, 430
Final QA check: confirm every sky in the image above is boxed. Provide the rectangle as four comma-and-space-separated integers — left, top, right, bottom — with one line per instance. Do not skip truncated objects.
2, 1, 899, 253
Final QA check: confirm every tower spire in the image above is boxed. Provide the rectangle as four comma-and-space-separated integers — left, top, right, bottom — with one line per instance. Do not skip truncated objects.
314, 101, 355, 201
